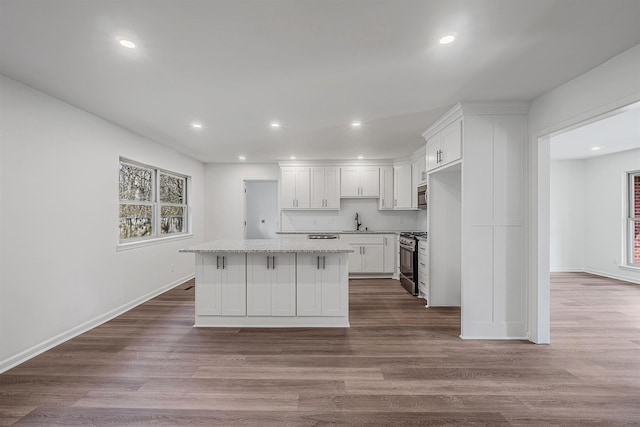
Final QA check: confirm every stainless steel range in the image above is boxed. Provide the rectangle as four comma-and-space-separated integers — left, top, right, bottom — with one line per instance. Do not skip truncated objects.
399, 231, 427, 295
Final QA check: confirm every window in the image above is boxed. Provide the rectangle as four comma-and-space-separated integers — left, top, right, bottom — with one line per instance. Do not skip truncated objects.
119, 159, 189, 244
628, 171, 640, 267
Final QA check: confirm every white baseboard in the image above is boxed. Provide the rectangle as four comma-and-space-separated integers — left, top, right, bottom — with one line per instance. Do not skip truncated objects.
0, 273, 194, 374
583, 268, 640, 285
550, 268, 584, 273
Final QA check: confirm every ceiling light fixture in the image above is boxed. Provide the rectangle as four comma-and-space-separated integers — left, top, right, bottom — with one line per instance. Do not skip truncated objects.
290, 156, 296, 160
270, 122, 281, 128
357, 155, 364, 160
238, 155, 246, 160
439, 34, 456, 45
352, 121, 362, 127
191, 122, 203, 129
119, 39, 136, 49
591, 146, 601, 151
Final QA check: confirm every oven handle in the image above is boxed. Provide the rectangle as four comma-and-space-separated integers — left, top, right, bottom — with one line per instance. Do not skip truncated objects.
399, 243, 415, 252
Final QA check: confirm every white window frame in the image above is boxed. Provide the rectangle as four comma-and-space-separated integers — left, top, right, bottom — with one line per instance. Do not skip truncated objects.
118, 158, 192, 250
626, 170, 640, 268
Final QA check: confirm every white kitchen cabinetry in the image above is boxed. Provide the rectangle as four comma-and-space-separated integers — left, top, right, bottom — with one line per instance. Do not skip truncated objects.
411, 154, 426, 208
281, 167, 310, 209
426, 118, 462, 172
195, 254, 246, 316
417, 239, 428, 303
379, 166, 394, 210
247, 253, 296, 316
341, 234, 387, 273
383, 234, 396, 276
341, 167, 379, 197
310, 167, 340, 209
393, 162, 412, 209
297, 253, 346, 316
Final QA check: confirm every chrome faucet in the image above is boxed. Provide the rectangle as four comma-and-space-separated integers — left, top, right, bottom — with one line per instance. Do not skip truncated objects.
355, 213, 362, 231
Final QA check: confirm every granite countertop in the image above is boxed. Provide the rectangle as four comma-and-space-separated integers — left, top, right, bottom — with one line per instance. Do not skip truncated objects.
180, 238, 354, 254
276, 230, 417, 235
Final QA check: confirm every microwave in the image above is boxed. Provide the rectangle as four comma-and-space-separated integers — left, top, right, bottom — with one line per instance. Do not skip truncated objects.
417, 183, 427, 209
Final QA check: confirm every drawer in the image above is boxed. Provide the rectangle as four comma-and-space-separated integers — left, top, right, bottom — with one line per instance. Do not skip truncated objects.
340, 234, 384, 245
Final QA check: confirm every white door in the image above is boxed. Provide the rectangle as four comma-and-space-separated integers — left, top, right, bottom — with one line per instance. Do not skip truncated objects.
310, 167, 325, 209
247, 254, 272, 316
220, 254, 247, 316
426, 136, 441, 171
441, 118, 462, 165
340, 168, 360, 197
245, 180, 278, 239
324, 167, 340, 208
271, 253, 296, 316
321, 254, 345, 316
361, 245, 384, 273
394, 163, 412, 209
297, 253, 322, 316
195, 254, 222, 315
280, 168, 296, 208
294, 168, 310, 208
379, 166, 394, 209
359, 167, 380, 197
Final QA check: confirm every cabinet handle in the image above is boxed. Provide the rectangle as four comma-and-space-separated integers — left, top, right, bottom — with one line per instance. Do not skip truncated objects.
362, 247, 365, 255
317, 256, 320, 270
272, 256, 276, 269
216, 256, 220, 269
394, 199, 397, 207
266, 256, 271, 270
420, 262, 426, 267
323, 256, 326, 270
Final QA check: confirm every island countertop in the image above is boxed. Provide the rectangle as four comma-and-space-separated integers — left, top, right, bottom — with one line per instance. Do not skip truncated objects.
180, 238, 354, 254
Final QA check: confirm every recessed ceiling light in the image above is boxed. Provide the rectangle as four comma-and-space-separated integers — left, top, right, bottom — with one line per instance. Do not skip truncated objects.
119, 39, 136, 49
270, 122, 281, 128
357, 155, 364, 160
591, 146, 601, 151
439, 34, 456, 45
238, 155, 246, 160
352, 121, 362, 127
191, 122, 203, 129
290, 156, 296, 160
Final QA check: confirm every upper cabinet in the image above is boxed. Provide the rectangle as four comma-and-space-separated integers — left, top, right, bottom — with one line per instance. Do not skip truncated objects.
310, 167, 340, 209
340, 167, 379, 198
281, 167, 310, 209
411, 155, 426, 209
425, 118, 462, 172
378, 166, 394, 210
393, 162, 412, 209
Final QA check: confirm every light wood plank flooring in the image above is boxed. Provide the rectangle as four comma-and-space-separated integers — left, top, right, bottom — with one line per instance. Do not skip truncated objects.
1, 273, 639, 426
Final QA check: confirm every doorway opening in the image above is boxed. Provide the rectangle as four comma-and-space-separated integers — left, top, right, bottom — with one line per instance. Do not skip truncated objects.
542, 101, 640, 342
244, 180, 278, 239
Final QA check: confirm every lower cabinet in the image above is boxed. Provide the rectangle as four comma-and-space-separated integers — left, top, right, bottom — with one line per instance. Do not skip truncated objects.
247, 253, 296, 316
342, 234, 394, 274
417, 239, 429, 303
195, 253, 247, 316
297, 253, 346, 316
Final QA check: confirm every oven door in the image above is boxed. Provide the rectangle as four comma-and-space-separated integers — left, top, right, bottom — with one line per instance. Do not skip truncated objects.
399, 243, 417, 295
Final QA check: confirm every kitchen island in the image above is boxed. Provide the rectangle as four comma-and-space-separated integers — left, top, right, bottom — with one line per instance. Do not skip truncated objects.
180, 239, 353, 327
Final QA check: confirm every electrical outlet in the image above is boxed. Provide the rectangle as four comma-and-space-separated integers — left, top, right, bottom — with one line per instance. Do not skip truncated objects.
613, 258, 618, 265
171, 264, 175, 272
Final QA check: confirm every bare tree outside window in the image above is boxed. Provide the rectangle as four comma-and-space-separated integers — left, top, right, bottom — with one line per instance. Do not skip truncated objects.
119, 159, 189, 243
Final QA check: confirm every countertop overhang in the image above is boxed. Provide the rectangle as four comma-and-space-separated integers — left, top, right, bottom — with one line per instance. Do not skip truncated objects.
180, 238, 354, 254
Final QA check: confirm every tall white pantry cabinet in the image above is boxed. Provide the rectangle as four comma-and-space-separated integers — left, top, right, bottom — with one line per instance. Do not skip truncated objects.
423, 102, 529, 340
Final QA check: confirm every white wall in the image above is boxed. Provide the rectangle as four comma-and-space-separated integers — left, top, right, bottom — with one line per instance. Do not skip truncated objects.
245, 180, 278, 239
549, 160, 585, 271
584, 149, 640, 282
528, 43, 640, 343
204, 163, 279, 240
0, 75, 205, 372
281, 199, 426, 232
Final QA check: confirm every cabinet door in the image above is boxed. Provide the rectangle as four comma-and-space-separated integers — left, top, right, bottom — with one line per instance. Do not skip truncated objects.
294, 168, 310, 208
359, 167, 380, 197
426, 136, 441, 172
280, 167, 296, 209
383, 235, 396, 274
379, 166, 394, 210
340, 167, 360, 197
323, 167, 340, 209
321, 254, 345, 316
310, 167, 325, 209
441, 118, 462, 165
195, 254, 222, 315
393, 163, 412, 209
220, 254, 247, 316
271, 253, 296, 316
296, 254, 322, 316
347, 246, 362, 273
247, 254, 271, 316
361, 244, 384, 273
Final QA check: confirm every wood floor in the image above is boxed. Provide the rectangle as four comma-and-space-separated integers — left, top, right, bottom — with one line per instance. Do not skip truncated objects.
1, 273, 639, 426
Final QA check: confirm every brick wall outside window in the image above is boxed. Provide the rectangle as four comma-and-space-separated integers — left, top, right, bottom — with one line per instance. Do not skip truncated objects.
635, 175, 640, 264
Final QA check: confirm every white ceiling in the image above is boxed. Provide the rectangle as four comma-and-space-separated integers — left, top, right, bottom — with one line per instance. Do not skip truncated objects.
1, 0, 640, 163
550, 103, 640, 160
